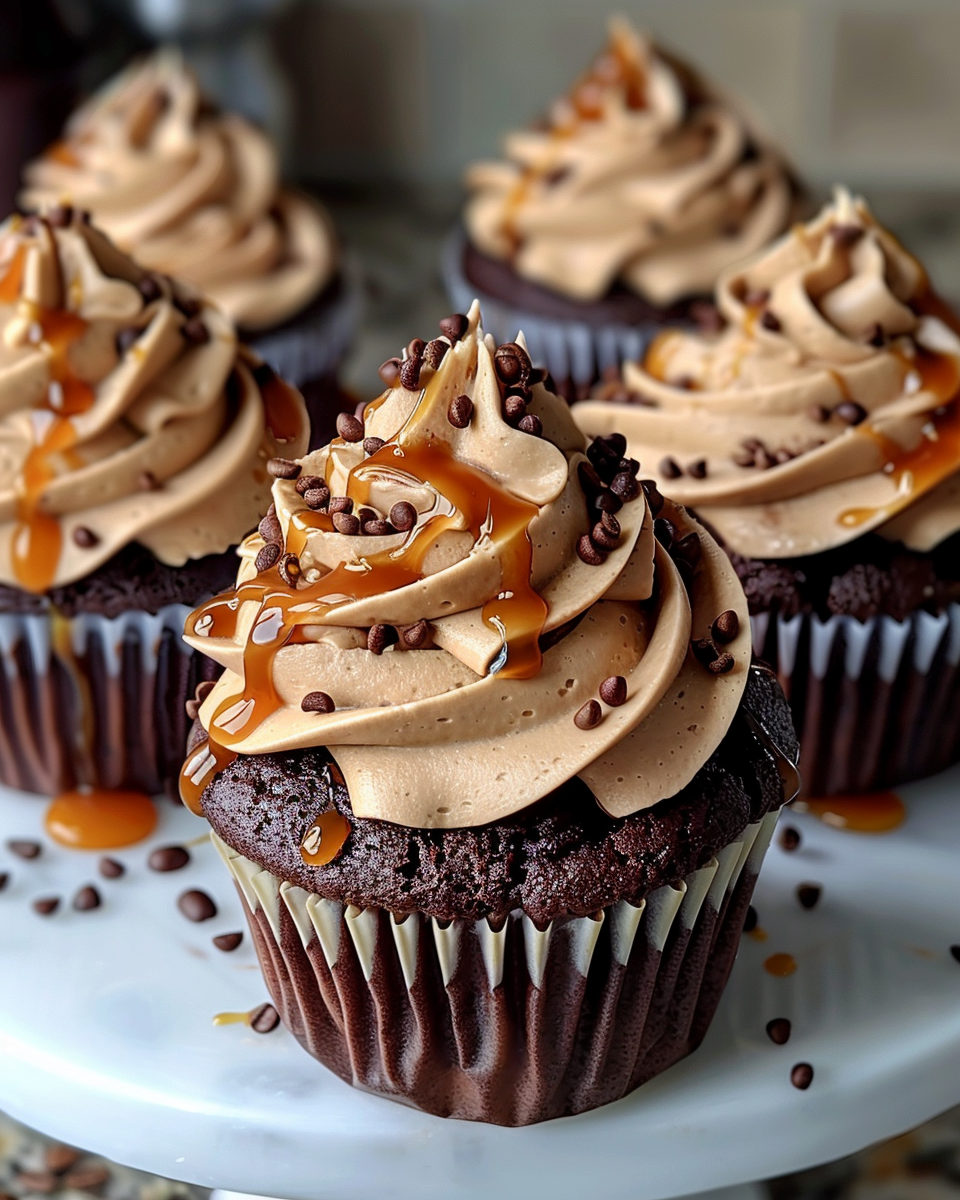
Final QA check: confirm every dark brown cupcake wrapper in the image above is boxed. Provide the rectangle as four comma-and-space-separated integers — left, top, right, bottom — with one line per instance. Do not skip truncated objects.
0, 606, 217, 798
752, 604, 960, 795
212, 808, 779, 1126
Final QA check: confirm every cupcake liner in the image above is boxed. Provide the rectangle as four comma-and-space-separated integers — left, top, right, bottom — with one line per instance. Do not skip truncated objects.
751, 603, 960, 795
442, 228, 675, 401
211, 807, 779, 1126
0, 605, 217, 799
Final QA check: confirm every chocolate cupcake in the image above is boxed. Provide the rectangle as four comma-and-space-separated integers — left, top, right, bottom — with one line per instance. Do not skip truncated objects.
574, 189, 960, 796
20, 47, 359, 444
444, 18, 799, 401
0, 210, 308, 796
182, 302, 797, 1125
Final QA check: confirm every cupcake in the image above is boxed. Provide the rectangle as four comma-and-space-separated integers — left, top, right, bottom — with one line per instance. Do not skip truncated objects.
574, 189, 960, 796
181, 302, 797, 1125
0, 209, 308, 796
444, 18, 799, 401
20, 47, 358, 444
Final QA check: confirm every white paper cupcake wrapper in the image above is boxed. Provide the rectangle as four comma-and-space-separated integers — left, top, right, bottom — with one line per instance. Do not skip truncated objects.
0, 604, 213, 797
211, 807, 779, 1125
751, 603, 960, 794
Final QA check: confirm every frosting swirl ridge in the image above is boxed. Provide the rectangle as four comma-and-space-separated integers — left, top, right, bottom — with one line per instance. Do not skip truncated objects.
573, 190, 960, 558
464, 18, 796, 307
21, 48, 336, 332
0, 212, 309, 592
183, 302, 750, 829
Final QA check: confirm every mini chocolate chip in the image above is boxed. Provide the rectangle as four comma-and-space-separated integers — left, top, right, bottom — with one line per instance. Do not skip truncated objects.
806, 404, 830, 423
756, 447, 778, 470
599, 675, 627, 707
329, 495, 354, 516
439, 313, 469, 342
363, 436, 385, 456
0, 871, 9, 890
138, 274, 162, 303
258, 511, 282, 543
775, 448, 794, 464
115, 326, 140, 355
760, 310, 782, 332
252, 361, 276, 387
733, 449, 756, 468
181, 317, 209, 345
610, 472, 640, 501
640, 479, 664, 516
295, 474, 323, 496
138, 469, 161, 492
73, 885, 101, 911
363, 519, 393, 537
830, 223, 864, 248
378, 357, 401, 385
250, 1002, 280, 1034
400, 619, 429, 648
8, 839, 41, 860
367, 623, 397, 655
255, 542, 281, 573
301, 691, 335, 713
267, 457, 301, 479
448, 393, 473, 428
790, 1062, 814, 1090
576, 534, 606, 566
711, 610, 740, 644
600, 432, 628, 457
577, 460, 603, 496
591, 517, 620, 551
868, 323, 886, 347
708, 652, 735, 675
33, 896, 59, 915
691, 300, 724, 333
654, 518, 675, 549
779, 826, 801, 852
574, 699, 602, 730
45, 1145, 81, 1174
797, 883, 822, 909
593, 490, 623, 514
766, 1018, 792, 1045
46, 204, 74, 228
518, 413, 542, 437
743, 287, 770, 308
687, 458, 708, 479
178, 889, 217, 922
63, 1166, 110, 1191
17, 1172, 57, 1193
950, 945, 960, 964
333, 511, 360, 536
336, 412, 364, 442
691, 638, 718, 667
674, 532, 701, 565
424, 338, 449, 369
390, 501, 417, 531
835, 400, 867, 426
743, 905, 758, 933
399, 342, 424, 390
148, 845, 190, 873
213, 932, 244, 952
98, 857, 124, 879
304, 487, 330, 511
278, 553, 302, 587
72, 526, 99, 548
174, 294, 202, 318
503, 394, 527, 423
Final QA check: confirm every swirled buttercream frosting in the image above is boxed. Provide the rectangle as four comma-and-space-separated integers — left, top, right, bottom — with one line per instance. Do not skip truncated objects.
574, 190, 960, 559
182, 301, 751, 829
0, 210, 308, 593
21, 48, 336, 333
464, 18, 796, 308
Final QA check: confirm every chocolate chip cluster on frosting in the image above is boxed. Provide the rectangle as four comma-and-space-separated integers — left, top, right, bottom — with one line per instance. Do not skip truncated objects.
464, 18, 796, 307
575, 189, 960, 559
21, 48, 336, 333
0, 210, 308, 593
183, 302, 751, 830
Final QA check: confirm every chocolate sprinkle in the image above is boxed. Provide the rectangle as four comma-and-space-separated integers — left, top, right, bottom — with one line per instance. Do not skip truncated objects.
779, 826, 801, 852
148, 845, 190, 873
213, 932, 244, 952
599, 675, 627, 707
250, 1002, 281, 1034
790, 1062, 814, 1090
73, 885, 101, 912
301, 691, 335, 714
448, 393, 473, 428
177, 889, 217, 922
574, 699, 602, 730
797, 883, 822, 909
766, 1018, 792, 1045
336, 412, 364, 442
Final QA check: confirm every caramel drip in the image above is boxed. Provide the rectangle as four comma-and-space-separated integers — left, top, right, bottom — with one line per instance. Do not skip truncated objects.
764, 952, 797, 977
45, 788, 157, 850
0, 244, 26, 303
179, 736, 238, 814
300, 809, 352, 866
46, 140, 81, 168
800, 791, 905, 834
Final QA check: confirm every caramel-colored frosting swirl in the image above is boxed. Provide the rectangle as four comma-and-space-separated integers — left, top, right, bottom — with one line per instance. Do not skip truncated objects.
464, 18, 795, 307
183, 301, 750, 829
0, 212, 308, 593
21, 48, 336, 333
574, 190, 960, 559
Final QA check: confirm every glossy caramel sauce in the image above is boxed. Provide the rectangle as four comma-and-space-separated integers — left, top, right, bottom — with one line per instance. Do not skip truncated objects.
179, 737, 238, 815
764, 952, 797, 977
798, 791, 906, 834
46, 140, 81, 168
45, 788, 158, 850
300, 810, 352, 866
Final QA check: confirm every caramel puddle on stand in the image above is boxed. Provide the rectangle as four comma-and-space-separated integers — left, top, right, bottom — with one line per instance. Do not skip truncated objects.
797, 792, 906, 834
45, 788, 158, 850
764, 953, 797, 978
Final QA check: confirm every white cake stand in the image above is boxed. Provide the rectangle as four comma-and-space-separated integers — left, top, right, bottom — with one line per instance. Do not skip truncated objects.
2, 766, 960, 1200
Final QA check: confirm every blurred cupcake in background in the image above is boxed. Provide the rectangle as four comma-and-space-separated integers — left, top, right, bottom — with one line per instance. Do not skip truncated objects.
444, 17, 800, 400
0, 208, 307, 798
20, 47, 359, 444
574, 190, 960, 796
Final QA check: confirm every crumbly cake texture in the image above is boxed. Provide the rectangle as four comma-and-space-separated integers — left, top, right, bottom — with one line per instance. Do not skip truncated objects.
199, 664, 795, 926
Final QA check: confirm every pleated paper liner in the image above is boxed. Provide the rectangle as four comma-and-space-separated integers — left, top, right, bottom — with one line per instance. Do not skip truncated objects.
212, 808, 779, 1126
751, 603, 960, 796
0, 606, 217, 799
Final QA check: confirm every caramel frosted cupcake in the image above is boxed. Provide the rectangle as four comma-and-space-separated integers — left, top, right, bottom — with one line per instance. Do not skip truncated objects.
181, 302, 797, 1125
20, 48, 358, 442
0, 209, 308, 796
574, 190, 960, 795
444, 18, 799, 400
